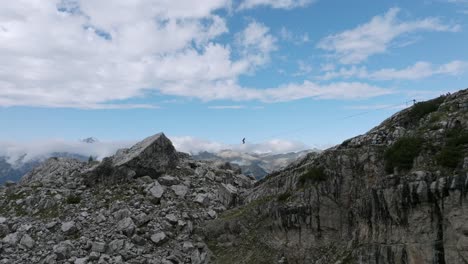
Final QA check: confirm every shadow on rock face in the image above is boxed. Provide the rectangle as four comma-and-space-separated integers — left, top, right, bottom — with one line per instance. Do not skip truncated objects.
83, 133, 180, 186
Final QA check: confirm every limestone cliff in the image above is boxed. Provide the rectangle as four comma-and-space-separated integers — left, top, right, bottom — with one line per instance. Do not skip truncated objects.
204, 89, 468, 264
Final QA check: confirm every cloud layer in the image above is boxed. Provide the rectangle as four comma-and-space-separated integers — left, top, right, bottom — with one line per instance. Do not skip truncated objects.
0, 0, 396, 108
318, 8, 460, 64
238, 0, 314, 10
0, 139, 136, 164
319, 60, 468, 81
0, 3, 462, 108
0, 135, 311, 165
171, 136, 310, 154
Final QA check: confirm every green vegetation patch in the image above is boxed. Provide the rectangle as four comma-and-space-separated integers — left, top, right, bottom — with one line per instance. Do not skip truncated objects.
220, 196, 273, 221
407, 96, 445, 123
66, 195, 81, 204
299, 167, 327, 186
35, 204, 61, 219
436, 128, 468, 169
384, 137, 424, 173
208, 196, 277, 264
277, 192, 291, 203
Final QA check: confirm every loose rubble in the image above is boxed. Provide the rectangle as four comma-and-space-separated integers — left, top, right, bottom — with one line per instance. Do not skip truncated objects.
0, 133, 254, 263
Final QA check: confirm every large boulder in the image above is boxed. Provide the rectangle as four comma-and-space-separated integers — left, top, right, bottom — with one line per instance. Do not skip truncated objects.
218, 183, 238, 207
84, 133, 180, 185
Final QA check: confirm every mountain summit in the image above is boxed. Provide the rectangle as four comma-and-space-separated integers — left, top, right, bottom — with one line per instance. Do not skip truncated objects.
81, 137, 99, 144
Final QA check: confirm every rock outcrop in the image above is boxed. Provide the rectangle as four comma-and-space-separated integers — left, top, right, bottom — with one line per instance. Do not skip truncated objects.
204, 89, 468, 264
0, 132, 253, 264
83, 133, 182, 186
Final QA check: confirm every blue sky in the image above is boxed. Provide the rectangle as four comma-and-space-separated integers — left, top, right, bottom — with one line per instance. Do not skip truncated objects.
1, 0, 467, 154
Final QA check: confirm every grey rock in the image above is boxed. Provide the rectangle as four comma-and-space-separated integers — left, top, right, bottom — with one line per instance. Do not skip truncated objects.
150, 232, 167, 245
416, 181, 428, 202
88, 252, 100, 261
43, 254, 57, 264
158, 175, 178, 186
194, 193, 210, 206
61, 221, 77, 235
131, 235, 146, 246
91, 241, 106, 253
2, 232, 18, 245
207, 209, 217, 219
116, 217, 136, 236
0, 224, 9, 238
182, 241, 194, 252
95, 213, 106, 223
53, 240, 74, 260
85, 133, 180, 185
147, 181, 165, 199
133, 212, 150, 227
46, 221, 57, 229
108, 239, 124, 253
75, 257, 88, 264
19, 234, 35, 249
191, 249, 202, 264
171, 185, 188, 197
113, 209, 131, 221
165, 214, 178, 225
218, 183, 238, 207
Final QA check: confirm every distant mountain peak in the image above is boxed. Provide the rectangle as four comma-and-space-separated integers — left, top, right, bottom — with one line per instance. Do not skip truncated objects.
81, 137, 99, 144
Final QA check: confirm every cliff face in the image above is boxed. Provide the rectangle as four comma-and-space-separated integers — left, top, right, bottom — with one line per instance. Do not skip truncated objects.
83, 133, 183, 186
204, 89, 468, 264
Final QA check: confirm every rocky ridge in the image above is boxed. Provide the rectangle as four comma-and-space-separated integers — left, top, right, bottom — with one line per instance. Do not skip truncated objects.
0, 133, 254, 264
203, 89, 468, 263
193, 149, 316, 180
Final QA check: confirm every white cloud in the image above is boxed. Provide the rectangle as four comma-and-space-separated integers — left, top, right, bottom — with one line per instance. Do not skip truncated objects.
159, 80, 391, 102
0, 134, 313, 165
279, 27, 310, 44
319, 60, 468, 80
171, 136, 309, 154
238, 0, 314, 10
0, 139, 136, 164
346, 103, 406, 110
317, 8, 460, 64
251, 81, 391, 101
0, 1, 391, 108
235, 21, 277, 69
371, 60, 467, 80
444, 0, 468, 3
208, 105, 246, 109
293, 61, 313, 76
0, 0, 236, 108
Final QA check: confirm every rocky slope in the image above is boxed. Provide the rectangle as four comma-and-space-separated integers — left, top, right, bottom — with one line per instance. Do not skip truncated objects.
0, 133, 255, 264
0, 153, 89, 185
193, 150, 316, 180
203, 89, 468, 263
0, 157, 40, 185
1, 89, 467, 264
